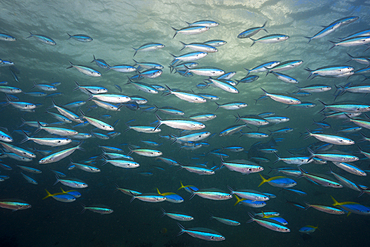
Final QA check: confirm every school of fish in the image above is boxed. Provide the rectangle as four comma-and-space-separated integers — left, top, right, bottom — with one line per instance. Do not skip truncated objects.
1, 15, 370, 243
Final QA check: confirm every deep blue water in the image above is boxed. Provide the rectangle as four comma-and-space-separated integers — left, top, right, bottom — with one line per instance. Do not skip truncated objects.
1, 0, 370, 246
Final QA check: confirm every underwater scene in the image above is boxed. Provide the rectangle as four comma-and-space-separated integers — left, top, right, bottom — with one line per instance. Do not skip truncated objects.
1, 0, 370, 246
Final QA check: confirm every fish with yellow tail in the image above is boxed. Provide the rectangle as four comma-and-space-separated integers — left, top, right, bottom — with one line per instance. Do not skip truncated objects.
258, 174, 297, 188
331, 196, 370, 215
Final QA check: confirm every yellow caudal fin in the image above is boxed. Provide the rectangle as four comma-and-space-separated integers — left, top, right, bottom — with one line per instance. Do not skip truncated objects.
258, 174, 268, 187
42, 189, 53, 200
330, 195, 340, 206
156, 188, 162, 195
178, 181, 191, 191
233, 195, 245, 206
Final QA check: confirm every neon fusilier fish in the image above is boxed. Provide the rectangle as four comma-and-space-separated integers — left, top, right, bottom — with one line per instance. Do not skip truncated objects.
67, 33, 93, 42
250, 34, 289, 46
172, 26, 210, 38
27, 32, 56, 45
238, 21, 267, 38
67, 61, 101, 77
132, 43, 165, 56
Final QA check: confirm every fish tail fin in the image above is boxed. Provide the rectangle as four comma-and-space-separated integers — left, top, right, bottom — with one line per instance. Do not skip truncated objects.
258, 173, 268, 187
132, 47, 138, 57
171, 27, 178, 38
177, 223, 185, 235
66, 61, 74, 69
42, 189, 52, 200
67, 33, 72, 39
154, 114, 162, 130
156, 187, 162, 195
250, 38, 256, 47
246, 212, 255, 223
262, 20, 268, 32
328, 41, 336, 50
234, 113, 241, 123
244, 68, 251, 76
304, 36, 312, 43
330, 195, 340, 206
27, 32, 33, 39
178, 181, 186, 190
91, 55, 96, 63
179, 41, 186, 51
80, 203, 86, 214
53, 175, 60, 186
160, 207, 166, 217
73, 81, 81, 91
215, 102, 220, 111
273, 152, 281, 164
233, 194, 244, 206
19, 130, 30, 144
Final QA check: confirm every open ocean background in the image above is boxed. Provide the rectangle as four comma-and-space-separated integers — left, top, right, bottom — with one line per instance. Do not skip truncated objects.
1, 0, 370, 246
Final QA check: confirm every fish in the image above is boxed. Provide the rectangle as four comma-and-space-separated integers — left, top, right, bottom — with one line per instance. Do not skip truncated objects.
215, 102, 247, 110
0, 33, 16, 41
305, 22, 342, 43
132, 43, 165, 56
305, 129, 355, 145
39, 143, 83, 164
331, 196, 370, 215
250, 34, 289, 46
185, 67, 224, 77
211, 216, 240, 226
0, 199, 31, 211
164, 85, 206, 103
305, 66, 354, 79
298, 167, 343, 188
247, 212, 290, 232
190, 188, 232, 201
299, 225, 319, 234
0, 142, 36, 159
80, 111, 114, 131
238, 21, 268, 38
258, 174, 297, 188
88, 93, 131, 103
187, 20, 219, 27
54, 177, 88, 189
161, 208, 194, 221
27, 32, 56, 45
329, 36, 370, 50
260, 88, 301, 105
91, 55, 110, 69
104, 159, 139, 168
67, 33, 93, 42
43, 189, 76, 202
222, 160, 264, 175
180, 165, 215, 175
82, 205, 113, 214
305, 203, 345, 215
179, 41, 217, 53
155, 115, 205, 131
177, 223, 225, 241
130, 193, 166, 203
128, 148, 162, 157
67, 61, 101, 77
172, 26, 210, 38
21, 172, 38, 185
208, 78, 239, 93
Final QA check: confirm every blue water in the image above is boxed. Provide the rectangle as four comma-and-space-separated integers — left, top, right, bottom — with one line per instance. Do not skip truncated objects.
1, 0, 370, 246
